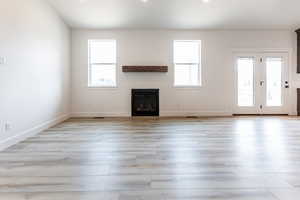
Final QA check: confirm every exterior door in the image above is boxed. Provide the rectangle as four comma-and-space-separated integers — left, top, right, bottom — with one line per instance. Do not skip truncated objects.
234, 52, 289, 115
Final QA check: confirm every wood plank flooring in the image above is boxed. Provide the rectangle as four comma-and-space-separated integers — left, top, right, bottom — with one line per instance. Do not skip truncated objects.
1, 117, 300, 199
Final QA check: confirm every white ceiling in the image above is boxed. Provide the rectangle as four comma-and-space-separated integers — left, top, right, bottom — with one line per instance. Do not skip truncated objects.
47, 0, 300, 30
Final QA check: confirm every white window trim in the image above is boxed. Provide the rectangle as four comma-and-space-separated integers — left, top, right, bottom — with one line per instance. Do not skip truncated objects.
173, 40, 202, 88
88, 39, 118, 88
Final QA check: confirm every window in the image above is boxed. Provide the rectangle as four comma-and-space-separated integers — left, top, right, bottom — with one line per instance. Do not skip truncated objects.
174, 40, 201, 87
88, 40, 117, 87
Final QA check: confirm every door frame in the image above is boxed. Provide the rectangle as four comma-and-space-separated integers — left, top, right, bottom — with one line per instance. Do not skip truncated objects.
232, 48, 292, 115
260, 52, 289, 114
233, 53, 260, 114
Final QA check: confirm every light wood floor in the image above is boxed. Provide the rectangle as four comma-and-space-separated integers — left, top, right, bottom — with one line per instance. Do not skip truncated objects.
1, 117, 300, 199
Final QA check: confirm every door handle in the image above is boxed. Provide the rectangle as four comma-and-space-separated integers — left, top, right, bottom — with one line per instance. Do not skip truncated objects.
260, 81, 264, 86
284, 81, 289, 88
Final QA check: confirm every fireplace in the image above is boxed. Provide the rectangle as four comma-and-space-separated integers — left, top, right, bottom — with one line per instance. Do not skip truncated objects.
132, 89, 159, 116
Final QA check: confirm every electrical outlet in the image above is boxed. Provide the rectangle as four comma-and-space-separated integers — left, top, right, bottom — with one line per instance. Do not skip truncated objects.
4, 123, 11, 132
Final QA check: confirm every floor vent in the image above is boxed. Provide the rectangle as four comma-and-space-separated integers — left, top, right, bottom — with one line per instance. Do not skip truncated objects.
94, 117, 105, 119
186, 116, 199, 119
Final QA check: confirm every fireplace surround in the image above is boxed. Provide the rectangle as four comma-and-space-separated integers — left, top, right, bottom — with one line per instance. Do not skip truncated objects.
131, 89, 159, 116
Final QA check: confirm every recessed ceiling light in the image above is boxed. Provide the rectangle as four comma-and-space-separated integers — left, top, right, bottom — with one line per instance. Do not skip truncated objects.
141, 0, 149, 3
202, 0, 210, 3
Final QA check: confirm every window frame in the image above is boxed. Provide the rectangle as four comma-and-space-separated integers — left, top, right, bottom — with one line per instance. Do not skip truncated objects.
88, 39, 118, 88
173, 40, 202, 88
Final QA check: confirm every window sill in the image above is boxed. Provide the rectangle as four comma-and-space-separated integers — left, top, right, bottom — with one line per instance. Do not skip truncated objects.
174, 85, 202, 89
87, 85, 118, 90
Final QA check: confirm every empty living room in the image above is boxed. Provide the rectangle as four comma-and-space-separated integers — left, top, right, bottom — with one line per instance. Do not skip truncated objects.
2, 0, 300, 199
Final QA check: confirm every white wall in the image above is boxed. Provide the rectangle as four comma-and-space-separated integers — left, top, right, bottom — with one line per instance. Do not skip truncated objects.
0, 0, 71, 149
71, 29, 299, 117
72, 29, 300, 116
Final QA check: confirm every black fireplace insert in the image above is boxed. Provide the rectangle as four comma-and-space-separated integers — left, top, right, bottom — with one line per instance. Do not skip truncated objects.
132, 89, 159, 116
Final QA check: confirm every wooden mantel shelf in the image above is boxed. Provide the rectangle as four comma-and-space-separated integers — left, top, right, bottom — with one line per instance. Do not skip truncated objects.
122, 66, 168, 73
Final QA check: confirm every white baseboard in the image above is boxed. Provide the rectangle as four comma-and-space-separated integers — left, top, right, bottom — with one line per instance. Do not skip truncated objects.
71, 111, 233, 118
0, 114, 70, 151
289, 111, 298, 116
160, 111, 233, 117
71, 112, 131, 118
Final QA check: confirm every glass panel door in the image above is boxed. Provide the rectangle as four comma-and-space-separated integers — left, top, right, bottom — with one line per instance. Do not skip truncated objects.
262, 53, 288, 114
235, 55, 260, 114
234, 52, 289, 115
237, 57, 255, 107
266, 57, 282, 107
